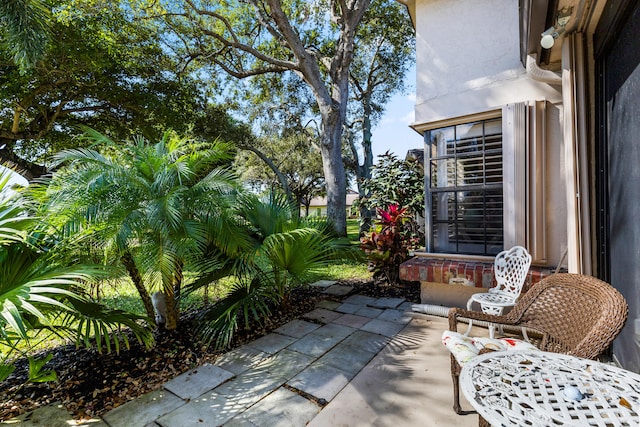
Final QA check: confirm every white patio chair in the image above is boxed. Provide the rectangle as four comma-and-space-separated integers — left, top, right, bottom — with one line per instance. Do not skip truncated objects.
465, 245, 532, 338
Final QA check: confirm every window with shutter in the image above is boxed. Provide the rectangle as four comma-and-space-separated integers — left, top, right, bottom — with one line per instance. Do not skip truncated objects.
425, 118, 504, 255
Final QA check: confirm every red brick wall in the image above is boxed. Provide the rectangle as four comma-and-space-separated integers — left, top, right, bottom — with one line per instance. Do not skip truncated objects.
399, 257, 554, 291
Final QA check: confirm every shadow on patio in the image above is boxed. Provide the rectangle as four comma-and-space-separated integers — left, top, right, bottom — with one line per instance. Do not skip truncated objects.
308, 313, 484, 427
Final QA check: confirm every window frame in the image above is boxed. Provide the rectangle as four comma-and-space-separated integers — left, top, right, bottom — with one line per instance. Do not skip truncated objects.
424, 114, 505, 256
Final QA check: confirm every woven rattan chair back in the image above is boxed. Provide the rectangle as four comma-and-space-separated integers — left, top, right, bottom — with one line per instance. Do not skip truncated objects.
503, 273, 628, 358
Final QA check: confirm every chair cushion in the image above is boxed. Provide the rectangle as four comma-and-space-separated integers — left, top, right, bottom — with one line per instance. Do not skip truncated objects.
441, 330, 538, 366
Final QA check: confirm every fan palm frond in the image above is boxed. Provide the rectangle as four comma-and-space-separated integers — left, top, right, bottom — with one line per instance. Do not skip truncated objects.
58, 298, 154, 354
195, 276, 276, 350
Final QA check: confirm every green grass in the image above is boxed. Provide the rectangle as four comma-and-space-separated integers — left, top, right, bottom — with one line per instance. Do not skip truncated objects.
346, 218, 361, 244
304, 261, 370, 283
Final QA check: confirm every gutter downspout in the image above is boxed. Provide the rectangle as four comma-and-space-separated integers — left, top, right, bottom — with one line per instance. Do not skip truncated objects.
526, 53, 562, 85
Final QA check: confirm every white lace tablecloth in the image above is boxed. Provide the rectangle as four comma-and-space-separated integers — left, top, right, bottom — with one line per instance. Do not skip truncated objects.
460, 350, 640, 426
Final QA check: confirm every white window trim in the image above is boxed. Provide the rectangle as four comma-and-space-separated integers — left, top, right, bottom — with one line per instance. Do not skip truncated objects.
420, 101, 548, 262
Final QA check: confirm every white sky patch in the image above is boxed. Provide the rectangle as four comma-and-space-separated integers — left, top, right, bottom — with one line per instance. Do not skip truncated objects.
371, 91, 422, 159
401, 109, 415, 125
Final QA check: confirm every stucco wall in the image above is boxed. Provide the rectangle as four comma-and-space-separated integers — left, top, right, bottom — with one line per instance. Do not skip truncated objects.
414, 0, 562, 124
412, 0, 567, 269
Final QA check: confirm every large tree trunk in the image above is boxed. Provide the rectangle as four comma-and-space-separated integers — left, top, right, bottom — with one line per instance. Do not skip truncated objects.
358, 94, 375, 234
320, 108, 348, 236
120, 250, 155, 322
250, 0, 370, 236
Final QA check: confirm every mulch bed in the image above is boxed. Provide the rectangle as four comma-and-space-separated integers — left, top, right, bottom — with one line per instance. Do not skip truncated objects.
0, 279, 420, 422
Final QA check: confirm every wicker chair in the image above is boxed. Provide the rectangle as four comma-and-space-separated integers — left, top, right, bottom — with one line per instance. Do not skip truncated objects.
448, 273, 628, 415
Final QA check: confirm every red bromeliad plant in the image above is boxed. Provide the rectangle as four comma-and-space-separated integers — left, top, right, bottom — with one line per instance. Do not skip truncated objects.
360, 204, 420, 283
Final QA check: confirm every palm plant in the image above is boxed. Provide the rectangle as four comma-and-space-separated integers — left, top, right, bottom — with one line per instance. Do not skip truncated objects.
193, 193, 360, 349
39, 129, 242, 330
0, 0, 51, 71
0, 171, 154, 383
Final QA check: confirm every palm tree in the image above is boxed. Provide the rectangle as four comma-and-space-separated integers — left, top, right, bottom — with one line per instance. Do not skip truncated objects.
192, 193, 360, 349
40, 130, 242, 330
0, 0, 51, 71
0, 171, 154, 381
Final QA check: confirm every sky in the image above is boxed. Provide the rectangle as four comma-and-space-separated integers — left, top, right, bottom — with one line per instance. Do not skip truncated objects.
370, 90, 423, 160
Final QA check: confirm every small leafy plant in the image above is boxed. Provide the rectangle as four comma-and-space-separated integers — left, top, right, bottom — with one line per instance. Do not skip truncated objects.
360, 204, 421, 283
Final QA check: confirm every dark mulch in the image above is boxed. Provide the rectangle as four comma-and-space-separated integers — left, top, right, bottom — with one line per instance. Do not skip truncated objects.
0, 279, 420, 422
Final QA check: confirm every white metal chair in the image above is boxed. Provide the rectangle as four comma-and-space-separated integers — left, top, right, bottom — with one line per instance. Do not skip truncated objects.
465, 245, 532, 338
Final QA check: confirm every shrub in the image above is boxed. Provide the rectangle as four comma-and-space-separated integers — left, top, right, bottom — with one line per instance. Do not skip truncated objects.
360, 204, 420, 284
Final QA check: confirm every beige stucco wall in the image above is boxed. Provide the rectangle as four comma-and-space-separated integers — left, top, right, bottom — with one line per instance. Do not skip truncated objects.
412, 0, 568, 268
414, 0, 563, 123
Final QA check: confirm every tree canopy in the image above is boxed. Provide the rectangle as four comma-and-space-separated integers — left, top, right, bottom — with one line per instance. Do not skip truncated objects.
152, 0, 373, 235
0, 1, 209, 180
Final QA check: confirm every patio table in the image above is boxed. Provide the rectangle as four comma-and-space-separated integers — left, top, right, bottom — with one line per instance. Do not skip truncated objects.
460, 350, 640, 426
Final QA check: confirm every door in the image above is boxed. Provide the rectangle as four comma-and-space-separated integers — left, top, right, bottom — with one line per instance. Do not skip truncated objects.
595, 0, 640, 372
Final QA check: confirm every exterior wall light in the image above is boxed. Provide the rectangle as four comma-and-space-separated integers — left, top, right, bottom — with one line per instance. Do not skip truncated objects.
541, 26, 563, 49
540, 7, 572, 49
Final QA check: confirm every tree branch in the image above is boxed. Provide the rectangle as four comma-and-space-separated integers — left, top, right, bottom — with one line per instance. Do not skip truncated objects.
183, 0, 299, 74
237, 142, 292, 200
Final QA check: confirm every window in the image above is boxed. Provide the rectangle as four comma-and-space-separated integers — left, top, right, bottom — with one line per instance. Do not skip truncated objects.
425, 118, 503, 255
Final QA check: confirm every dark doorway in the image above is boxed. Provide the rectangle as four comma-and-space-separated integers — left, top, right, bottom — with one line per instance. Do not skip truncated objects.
595, 0, 640, 372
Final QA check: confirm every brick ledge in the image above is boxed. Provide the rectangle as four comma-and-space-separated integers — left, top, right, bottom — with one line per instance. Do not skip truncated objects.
399, 256, 554, 290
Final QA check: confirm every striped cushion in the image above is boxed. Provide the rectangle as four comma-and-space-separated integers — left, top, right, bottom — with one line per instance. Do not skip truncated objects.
442, 330, 538, 366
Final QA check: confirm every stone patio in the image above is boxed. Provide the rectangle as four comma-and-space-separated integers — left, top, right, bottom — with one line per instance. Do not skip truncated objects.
2, 281, 480, 427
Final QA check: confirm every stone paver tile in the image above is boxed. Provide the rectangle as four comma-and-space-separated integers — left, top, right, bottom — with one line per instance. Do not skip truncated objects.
369, 297, 405, 309
397, 301, 413, 311
360, 318, 405, 337
341, 330, 390, 354
224, 387, 320, 427
342, 294, 377, 306
156, 391, 245, 427
316, 300, 341, 310
213, 364, 288, 407
245, 333, 296, 354
332, 313, 370, 329
163, 363, 234, 400
303, 308, 342, 324
317, 343, 376, 378
335, 302, 360, 314
309, 280, 337, 288
287, 330, 345, 357
274, 319, 321, 338
287, 363, 351, 402
214, 346, 269, 375
255, 349, 315, 378
354, 305, 384, 318
377, 308, 412, 325
103, 390, 185, 427
312, 323, 356, 339
322, 284, 353, 296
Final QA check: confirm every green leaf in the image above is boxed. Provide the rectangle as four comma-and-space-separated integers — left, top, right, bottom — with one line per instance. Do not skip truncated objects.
27, 354, 57, 383
0, 363, 16, 382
